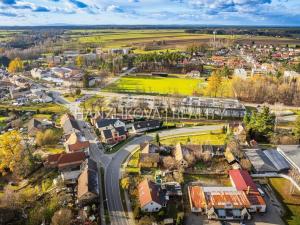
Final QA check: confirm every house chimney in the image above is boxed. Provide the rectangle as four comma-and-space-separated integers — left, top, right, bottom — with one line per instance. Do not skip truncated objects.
247, 186, 250, 195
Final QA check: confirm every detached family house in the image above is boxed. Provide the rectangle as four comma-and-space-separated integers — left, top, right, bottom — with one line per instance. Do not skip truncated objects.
95, 118, 127, 144
138, 179, 166, 212
65, 132, 90, 154
61, 114, 81, 136
139, 142, 160, 169
174, 143, 188, 168
46, 151, 87, 183
28, 118, 53, 136
77, 159, 99, 204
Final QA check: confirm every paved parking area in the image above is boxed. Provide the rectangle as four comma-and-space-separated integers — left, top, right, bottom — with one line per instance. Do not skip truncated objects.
184, 213, 221, 225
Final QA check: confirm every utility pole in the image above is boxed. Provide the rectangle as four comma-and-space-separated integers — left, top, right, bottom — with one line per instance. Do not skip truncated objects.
213, 30, 217, 50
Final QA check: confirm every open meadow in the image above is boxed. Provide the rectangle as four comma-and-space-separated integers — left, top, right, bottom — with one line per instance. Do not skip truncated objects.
0, 30, 22, 42
67, 29, 300, 52
0, 103, 68, 114
160, 131, 226, 146
103, 75, 206, 96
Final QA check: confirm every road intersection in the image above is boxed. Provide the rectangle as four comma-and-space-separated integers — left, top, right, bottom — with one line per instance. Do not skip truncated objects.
104, 125, 223, 225
51, 86, 223, 225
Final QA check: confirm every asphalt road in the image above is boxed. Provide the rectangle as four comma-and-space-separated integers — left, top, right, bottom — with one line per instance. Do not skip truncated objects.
104, 125, 223, 225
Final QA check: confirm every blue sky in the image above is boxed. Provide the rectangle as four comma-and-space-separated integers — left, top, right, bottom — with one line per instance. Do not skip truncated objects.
0, 0, 299, 26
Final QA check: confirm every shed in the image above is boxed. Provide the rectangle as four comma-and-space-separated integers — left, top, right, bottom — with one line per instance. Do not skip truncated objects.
263, 150, 290, 172
244, 149, 278, 173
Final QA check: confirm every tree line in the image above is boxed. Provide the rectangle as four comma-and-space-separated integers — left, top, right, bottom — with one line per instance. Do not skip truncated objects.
232, 75, 300, 106
133, 51, 203, 73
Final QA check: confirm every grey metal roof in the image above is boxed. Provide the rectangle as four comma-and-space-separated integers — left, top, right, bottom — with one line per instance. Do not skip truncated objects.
277, 145, 300, 171
87, 169, 99, 195
244, 149, 278, 173
96, 118, 118, 128
86, 158, 98, 172
28, 118, 42, 133
115, 126, 126, 136
133, 120, 161, 130
102, 129, 113, 139
63, 118, 80, 135
263, 149, 290, 172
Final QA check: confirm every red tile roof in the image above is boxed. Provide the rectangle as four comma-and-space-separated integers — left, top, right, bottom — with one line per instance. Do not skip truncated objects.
138, 179, 163, 208
47, 153, 61, 164
229, 170, 266, 206
206, 190, 250, 208
47, 152, 86, 169
229, 169, 258, 192
188, 186, 206, 209
68, 141, 90, 152
189, 185, 251, 209
247, 192, 266, 206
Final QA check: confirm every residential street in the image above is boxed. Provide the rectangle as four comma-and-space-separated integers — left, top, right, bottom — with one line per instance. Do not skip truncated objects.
104, 125, 223, 225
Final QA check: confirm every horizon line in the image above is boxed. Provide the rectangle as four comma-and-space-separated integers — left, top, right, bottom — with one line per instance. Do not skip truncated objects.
1, 24, 300, 28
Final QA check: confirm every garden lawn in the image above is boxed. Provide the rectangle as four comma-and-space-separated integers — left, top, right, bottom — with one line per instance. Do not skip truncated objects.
183, 174, 232, 186
63, 93, 84, 102
127, 151, 140, 168
104, 76, 205, 96
43, 147, 65, 154
0, 116, 7, 121
126, 149, 141, 174
0, 103, 68, 114
0, 116, 8, 127
269, 178, 300, 225
33, 114, 52, 120
160, 131, 226, 146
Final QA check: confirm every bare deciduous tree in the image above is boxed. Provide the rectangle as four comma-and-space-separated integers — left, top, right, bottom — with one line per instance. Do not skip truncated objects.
162, 156, 177, 170
51, 208, 73, 225
240, 158, 252, 171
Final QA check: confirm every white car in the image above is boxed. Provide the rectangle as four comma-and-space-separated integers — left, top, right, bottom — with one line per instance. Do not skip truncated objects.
258, 187, 265, 197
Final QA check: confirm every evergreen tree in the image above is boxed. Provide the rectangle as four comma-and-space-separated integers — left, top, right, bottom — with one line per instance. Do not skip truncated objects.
155, 133, 160, 146
245, 107, 275, 141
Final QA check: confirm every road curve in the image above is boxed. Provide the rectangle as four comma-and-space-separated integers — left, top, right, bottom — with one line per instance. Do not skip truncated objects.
104, 125, 223, 225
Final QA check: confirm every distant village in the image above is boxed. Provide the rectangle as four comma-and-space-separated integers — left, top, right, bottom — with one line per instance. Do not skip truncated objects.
0, 30, 300, 225
0, 43, 300, 106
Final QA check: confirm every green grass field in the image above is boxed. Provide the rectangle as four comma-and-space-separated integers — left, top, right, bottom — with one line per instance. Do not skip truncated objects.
269, 178, 300, 225
160, 131, 226, 146
104, 75, 206, 96
67, 29, 297, 52
43, 147, 65, 154
127, 151, 140, 168
0, 103, 68, 114
0, 116, 8, 128
0, 30, 23, 42
183, 174, 232, 186
74, 29, 239, 51
0, 116, 8, 122
33, 114, 53, 120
